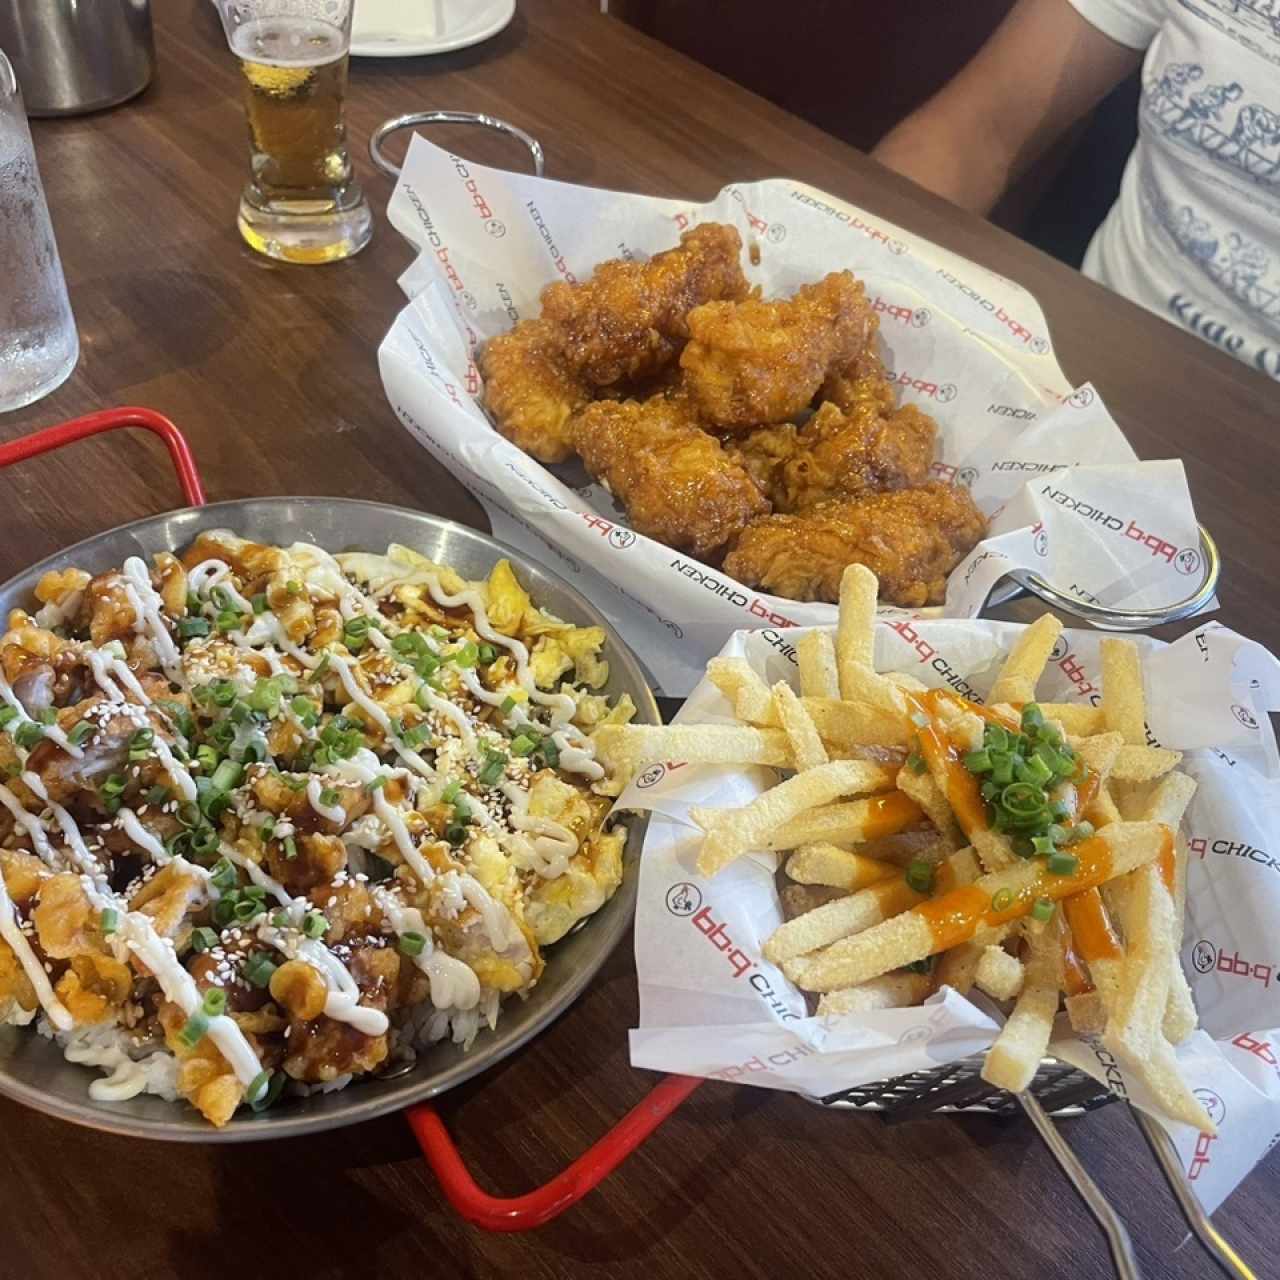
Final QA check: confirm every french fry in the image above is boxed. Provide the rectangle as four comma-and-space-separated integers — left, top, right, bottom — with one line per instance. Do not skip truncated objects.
981, 922, 1063, 1092
796, 630, 840, 700
817, 972, 932, 1016
974, 945, 1025, 1001
933, 924, 1014, 995
832, 664, 908, 717
1164, 833, 1198, 1045
761, 789, 918, 851
1044, 704, 1107, 736
707, 657, 777, 726
896, 763, 963, 848
785, 844, 897, 891
593, 723, 792, 770
989, 614, 1062, 706
1111, 744, 1182, 783
694, 761, 902, 876
836, 563, 877, 689
773, 682, 828, 771
770, 848, 981, 965
1066, 990, 1106, 1036
1101, 638, 1147, 745
885, 672, 929, 693
786, 822, 1169, 992
1061, 889, 1124, 1011
780, 883, 849, 920
803, 698, 912, 748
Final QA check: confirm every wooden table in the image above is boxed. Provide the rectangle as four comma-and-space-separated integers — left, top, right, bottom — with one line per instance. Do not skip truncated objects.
2, 3, 1278, 1277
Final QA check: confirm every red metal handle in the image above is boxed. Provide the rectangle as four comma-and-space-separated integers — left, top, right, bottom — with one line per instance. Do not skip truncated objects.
0, 407, 205, 508
407, 1073, 704, 1231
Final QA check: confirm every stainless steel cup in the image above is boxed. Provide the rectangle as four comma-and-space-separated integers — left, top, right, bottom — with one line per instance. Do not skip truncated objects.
0, 0, 154, 117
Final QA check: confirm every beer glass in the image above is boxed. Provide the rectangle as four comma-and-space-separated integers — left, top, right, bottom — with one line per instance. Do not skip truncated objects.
214, 0, 372, 264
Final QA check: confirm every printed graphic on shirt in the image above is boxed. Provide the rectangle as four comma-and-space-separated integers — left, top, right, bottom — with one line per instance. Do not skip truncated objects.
1176, 0, 1280, 67
1143, 63, 1280, 195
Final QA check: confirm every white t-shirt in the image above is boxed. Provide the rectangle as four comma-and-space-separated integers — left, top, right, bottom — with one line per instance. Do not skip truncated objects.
1069, 0, 1280, 380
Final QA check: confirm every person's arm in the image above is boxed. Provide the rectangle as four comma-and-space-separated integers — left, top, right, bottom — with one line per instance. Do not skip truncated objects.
871, 0, 1144, 214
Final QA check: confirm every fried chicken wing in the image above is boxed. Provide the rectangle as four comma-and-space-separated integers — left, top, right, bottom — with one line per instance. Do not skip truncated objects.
479, 318, 590, 464
679, 271, 876, 429
724, 483, 986, 607
541, 223, 749, 388
733, 401, 937, 512
571, 396, 769, 560
820, 344, 896, 415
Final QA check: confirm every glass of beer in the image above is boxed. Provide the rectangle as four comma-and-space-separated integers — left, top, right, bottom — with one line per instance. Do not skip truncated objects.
215, 0, 372, 264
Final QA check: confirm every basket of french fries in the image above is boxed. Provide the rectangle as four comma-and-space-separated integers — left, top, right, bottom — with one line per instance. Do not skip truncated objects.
608, 565, 1280, 1220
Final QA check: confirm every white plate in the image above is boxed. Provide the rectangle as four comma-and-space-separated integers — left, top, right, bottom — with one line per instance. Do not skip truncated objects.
350, 0, 515, 57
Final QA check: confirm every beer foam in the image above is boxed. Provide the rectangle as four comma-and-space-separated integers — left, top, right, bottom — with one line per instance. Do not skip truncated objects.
229, 16, 346, 68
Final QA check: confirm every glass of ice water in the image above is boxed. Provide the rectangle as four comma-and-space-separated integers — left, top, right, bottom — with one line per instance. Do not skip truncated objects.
0, 49, 78, 413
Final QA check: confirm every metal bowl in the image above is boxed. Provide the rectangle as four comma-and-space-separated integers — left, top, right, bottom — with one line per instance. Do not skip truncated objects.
0, 498, 658, 1142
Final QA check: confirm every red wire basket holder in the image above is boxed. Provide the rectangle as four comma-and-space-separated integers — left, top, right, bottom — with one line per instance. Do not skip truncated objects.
0, 406, 702, 1232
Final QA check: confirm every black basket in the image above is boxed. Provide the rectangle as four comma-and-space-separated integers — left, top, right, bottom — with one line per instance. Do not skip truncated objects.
813, 1055, 1116, 1123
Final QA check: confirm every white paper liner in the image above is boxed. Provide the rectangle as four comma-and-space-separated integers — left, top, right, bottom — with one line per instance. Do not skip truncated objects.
622, 617, 1280, 1212
378, 134, 1208, 696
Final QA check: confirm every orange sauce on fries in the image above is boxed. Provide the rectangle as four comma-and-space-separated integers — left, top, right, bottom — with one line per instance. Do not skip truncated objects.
915, 834, 1118, 952
1157, 834, 1176, 895
1062, 889, 1123, 966
911, 691, 988, 837
863, 791, 925, 838
1061, 931, 1094, 996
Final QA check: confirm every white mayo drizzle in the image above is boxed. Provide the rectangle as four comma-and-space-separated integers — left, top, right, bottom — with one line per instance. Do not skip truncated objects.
372, 888, 480, 1011
118, 808, 170, 865
0, 674, 83, 758
122, 557, 183, 683
0, 870, 72, 1030
152, 739, 197, 805
34, 589, 84, 630
306, 777, 346, 825
500, 783, 577, 878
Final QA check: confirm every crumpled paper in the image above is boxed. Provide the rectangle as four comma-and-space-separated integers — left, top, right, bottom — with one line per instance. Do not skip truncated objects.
378, 134, 1208, 696
623, 616, 1280, 1213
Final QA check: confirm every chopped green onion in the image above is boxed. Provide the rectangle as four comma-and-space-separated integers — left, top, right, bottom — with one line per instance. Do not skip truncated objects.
36, 707, 56, 726
215, 609, 241, 633
99, 908, 119, 935
905, 859, 934, 894
286, 580, 303, 596
210, 680, 237, 708
1047, 852, 1079, 876
906, 749, 928, 774
282, 834, 297, 860
401, 723, 430, 749
392, 632, 427, 658
190, 926, 218, 953
990, 754, 1014, 786
68, 720, 94, 747
1012, 835, 1036, 859
177, 617, 210, 639
186, 591, 202, 613
500, 695, 517, 715
248, 678, 283, 714
984, 723, 1009, 752
252, 593, 269, 614
13, 721, 44, 749
441, 779, 461, 805
246, 1068, 273, 1106
452, 794, 472, 821
242, 952, 277, 988
477, 752, 507, 787
510, 733, 539, 757
1001, 782, 1046, 818
195, 744, 219, 774
189, 826, 220, 858
0, 706, 17, 728
211, 897, 236, 926
963, 748, 992, 774
319, 787, 340, 808
303, 912, 328, 940
211, 759, 243, 793
145, 784, 171, 806
477, 644, 497, 665
249, 1069, 287, 1112
243, 883, 266, 901
538, 737, 561, 770
290, 695, 315, 718
128, 727, 155, 760
368, 776, 387, 791
178, 1011, 210, 1048
157, 699, 195, 740
1016, 754, 1054, 787
201, 987, 227, 1017
451, 641, 479, 668
1068, 821, 1095, 844
1021, 704, 1045, 733
1031, 898, 1056, 923
398, 931, 426, 958
980, 780, 1001, 802
445, 823, 467, 847
1031, 834, 1058, 856
234, 898, 262, 922
101, 773, 126, 798
271, 911, 289, 929
991, 888, 1015, 913
210, 858, 238, 893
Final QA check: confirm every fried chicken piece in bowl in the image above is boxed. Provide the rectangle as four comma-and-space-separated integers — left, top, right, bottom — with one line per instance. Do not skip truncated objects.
724, 482, 986, 607
679, 271, 876, 429
541, 223, 750, 388
479, 318, 591, 464
733, 400, 937, 511
572, 394, 769, 561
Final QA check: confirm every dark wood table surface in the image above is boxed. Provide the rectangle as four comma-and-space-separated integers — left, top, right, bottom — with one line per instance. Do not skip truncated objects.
2, 3, 1278, 1278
